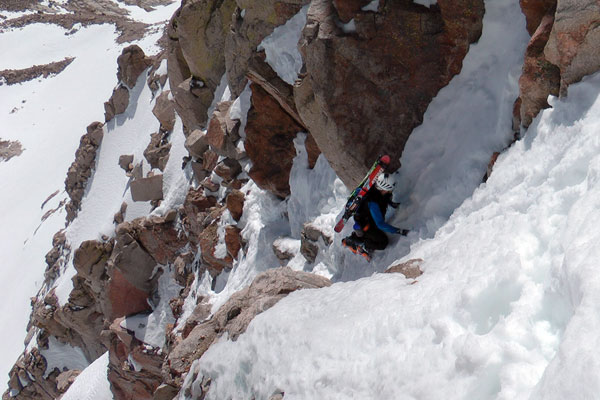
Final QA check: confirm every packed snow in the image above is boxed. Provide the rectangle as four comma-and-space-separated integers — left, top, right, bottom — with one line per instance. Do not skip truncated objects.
61, 353, 113, 400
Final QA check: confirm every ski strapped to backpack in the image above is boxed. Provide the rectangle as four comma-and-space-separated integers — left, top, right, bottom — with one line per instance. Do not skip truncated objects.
334, 154, 391, 233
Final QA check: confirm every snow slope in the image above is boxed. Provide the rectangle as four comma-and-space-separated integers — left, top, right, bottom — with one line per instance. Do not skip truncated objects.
182, 43, 600, 400
0, 0, 177, 391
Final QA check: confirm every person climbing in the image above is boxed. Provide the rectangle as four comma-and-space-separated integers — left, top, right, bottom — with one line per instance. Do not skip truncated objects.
342, 173, 408, 261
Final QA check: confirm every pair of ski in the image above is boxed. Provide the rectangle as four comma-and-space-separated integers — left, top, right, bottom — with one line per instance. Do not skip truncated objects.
334, 154, 391, 233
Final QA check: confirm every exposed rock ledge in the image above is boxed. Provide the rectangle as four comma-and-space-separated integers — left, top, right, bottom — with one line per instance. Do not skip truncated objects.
0, 58, 74, 86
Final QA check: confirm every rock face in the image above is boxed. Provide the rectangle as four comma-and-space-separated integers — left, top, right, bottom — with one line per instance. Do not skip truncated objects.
245, 83, 304, 198
295, 0, 484, 188
65, 121, 104, 222
225, 0, 308, 96
117, 44, 153, 88
166, 0, 236, 131
166, 267, 331, 387
104, 85, 130, 121
152, 90, 176, 131
131, 174, 164, 202
544, 0, 600, 95
518, 13, 560, 128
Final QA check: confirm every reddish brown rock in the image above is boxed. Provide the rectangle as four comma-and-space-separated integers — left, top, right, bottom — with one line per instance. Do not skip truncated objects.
105, 318, 164, 400
333, 0, 370, 22
107, 268, 152, 319
225, 189, 245, 221
117, 44, 153, 89
385, 258, 424, 279
544, 0, 600, 94
201, 148, 219, 172
214, 158, 242, 182
518, 14, 560, 128
199, 216, 233, 275
296, 0, 484, 188
225, 225, 242, 259
152, 90, 176, 132
206, 101, 240, 158
245, 83, 304, 198
180, 187, 218, 244
520, 0, 556, 35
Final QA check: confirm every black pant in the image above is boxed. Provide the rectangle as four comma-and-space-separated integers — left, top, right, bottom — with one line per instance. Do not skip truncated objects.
357, 228, 388, 251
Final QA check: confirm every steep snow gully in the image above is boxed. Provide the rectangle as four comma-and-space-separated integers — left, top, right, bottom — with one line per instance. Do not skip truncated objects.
4, 0, 600, 398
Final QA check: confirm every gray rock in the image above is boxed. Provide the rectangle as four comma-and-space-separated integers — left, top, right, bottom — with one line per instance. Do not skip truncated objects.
131, 174, 163, 202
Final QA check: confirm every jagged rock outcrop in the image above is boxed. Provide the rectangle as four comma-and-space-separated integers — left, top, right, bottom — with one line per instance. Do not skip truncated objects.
152, 90, 176, 132
225, 0, 309, 96
518, 13, 560, 128
103, 318, 165, 400
65, 121, 104, 222
104, 84, 130, 121
166, 0, 236, 131
544, 0, 600, 95
144, 132, 171, 171
206, 101, 241, 159
180, 187, 218, 244
245, 83, 305, 198
0, 57, 74, 86
295, 0, 485, 188
117, 45, 153, 89
166, 267, 331, 388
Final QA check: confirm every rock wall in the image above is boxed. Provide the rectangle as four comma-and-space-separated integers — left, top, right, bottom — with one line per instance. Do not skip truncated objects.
295, 0, 485, 188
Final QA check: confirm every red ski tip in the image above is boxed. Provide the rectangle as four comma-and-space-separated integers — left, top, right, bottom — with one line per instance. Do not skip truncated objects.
380, 155, 391, 164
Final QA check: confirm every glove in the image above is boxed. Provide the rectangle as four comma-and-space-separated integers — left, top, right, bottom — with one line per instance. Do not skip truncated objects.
395, 228, 409, 236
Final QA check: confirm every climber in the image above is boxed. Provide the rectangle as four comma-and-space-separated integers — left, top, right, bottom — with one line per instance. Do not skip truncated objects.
342, 173, 408, 261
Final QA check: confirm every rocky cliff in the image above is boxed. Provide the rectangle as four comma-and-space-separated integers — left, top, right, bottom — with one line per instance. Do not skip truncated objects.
4, 0, 600, 398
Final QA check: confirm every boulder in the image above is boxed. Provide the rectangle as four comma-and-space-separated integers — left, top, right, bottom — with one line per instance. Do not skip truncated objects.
184, 129, 209, 159
199, 215, 233, 275
206, 100, 240, 158
225, 189, 245, 221
131, 174, 164, 202
273, 237, 299, 265
225, 225, 242, 259
152, 90, 176, 131
201, 148, 219, 172
544, 0, 600, 95
166, 267, 331, 387
384, 258, 424, 279
518, 14, 560, 128
214, 158, 242, 182
143, 132, 171, 171
118, 154, 134, 172
295, 0, 484, 188
104, 85, 130, 121
117, 44, 153, 89
225, 0, 308, 96
191, 161, 209, 184
245, 83, 304, 198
